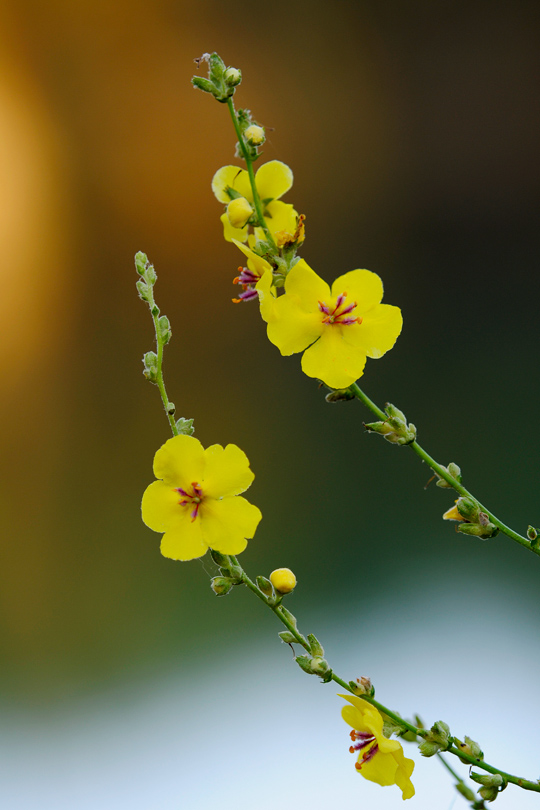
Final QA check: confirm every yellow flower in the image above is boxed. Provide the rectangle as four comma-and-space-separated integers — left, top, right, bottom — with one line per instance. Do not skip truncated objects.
340, 695, 415, 800
231, 239, 277, 315
212, 160, 297, 243
142, 434, 262, 561
259, 259, 402, 389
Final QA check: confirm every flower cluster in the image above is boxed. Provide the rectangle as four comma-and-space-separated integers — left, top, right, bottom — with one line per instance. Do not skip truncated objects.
212, 130, 403, 390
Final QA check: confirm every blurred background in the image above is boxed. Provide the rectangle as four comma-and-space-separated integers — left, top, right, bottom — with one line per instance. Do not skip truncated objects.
1, 0, 540, 807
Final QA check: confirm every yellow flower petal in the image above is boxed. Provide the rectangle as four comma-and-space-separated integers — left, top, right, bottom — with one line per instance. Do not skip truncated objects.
267, 294, 323, 355
153, 434, 205, 487
212, 165, 251, 203
284, 259, 330, 310
200, 496, 262, 554
232, 239, 272, 277
344, 304, 403, 359
255, 268, 278, 323
221, 212, 248, 243
203, 443, 255, 498
254, 160, 293, 201
160, 514, 208, 561
261, 200, 298, 239
301, 327, 367, 388
331, 269, 384, 316
141, 480, 182, 532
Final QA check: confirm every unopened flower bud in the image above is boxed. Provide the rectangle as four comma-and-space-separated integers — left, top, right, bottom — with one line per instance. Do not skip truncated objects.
167, 402, 175, 415
479, 785, 500, 801
210, 576, 235, 596
307, 633, 324, 657
226, 197, 253, 229
135, 251, 149, 275
136, 279, 151, 302
436, 462, 462, 488
279, 605, 298, 628
224, 67, 242, 86
325, 388, 355, 402
455, 736, 483, 761
175, 417, 195, 436
158, 315, 172, 344
270, 568, 297, 594
310, 656, 331, 677
244, 124, 265, 145
456, 497, 480, 521
256, 575, 274, 598
527, 525, 538, 543
278, 630, 296, 644
457, 520, 499, 538
418, 740, 441, 757
473, 773, 504, 788
142, 351, 158, 382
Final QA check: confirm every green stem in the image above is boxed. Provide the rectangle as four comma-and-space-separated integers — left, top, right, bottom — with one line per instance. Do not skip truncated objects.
349, 382, 538, 557
151, 308, 178, 436
226, 98, 276, 249
232, 556, 540, 793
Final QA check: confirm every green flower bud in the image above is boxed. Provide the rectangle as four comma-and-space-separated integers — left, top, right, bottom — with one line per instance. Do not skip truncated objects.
256, 575, 274, 598
175, 417, 195, 436
278, 630, 297, 644
457, 521, 499, 539
210, 576, 235, 596
279, 606, 298, 629
430, 720, 451, 745
136, 279, 151, 302
135, 251, 148, 275
325, 388, 355, 402
470, 772, 504, 788
385, 403, 407, 422
436, 462, 462, 488
310, 656, 331, 677
307, 634, 324, 658
158, 315, 172, 344
458, 735, 483, 760
208, 52, 226, 84
209, 549, 230, 567
418, 740, 441, 757
455, 497, 479, 521
479, 785, 499, 801
295, 655, 315, 675
224, 67, 242, 86
528, 525, 539, 544
167, 403, 175, 416
191, 76, 216, 95
142, 351, 158, 382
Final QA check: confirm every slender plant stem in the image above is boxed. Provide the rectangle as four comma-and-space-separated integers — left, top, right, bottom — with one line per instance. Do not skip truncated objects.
151, 309, 178, 436
231, 555, 540, 794
349, 382, 538, 557
226, 98, 276, 249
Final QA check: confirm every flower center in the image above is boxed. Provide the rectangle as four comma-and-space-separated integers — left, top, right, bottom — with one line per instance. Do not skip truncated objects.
349, 729, 378, 770
175, 481, 204, 522
232, 266, 260, 304
318, 292, 362, 326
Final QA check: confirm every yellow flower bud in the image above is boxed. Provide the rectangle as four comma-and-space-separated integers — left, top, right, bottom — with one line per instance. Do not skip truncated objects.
226, 197, 253, 229
244, 124, 265, 145
270, 567, 297, 594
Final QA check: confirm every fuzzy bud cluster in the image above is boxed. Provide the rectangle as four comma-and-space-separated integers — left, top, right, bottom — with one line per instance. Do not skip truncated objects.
209, 550, 243, 597
364, 403, 416, 446
443, 497, 499, 539
192, 52, 241, 103
418, 720, 452, 757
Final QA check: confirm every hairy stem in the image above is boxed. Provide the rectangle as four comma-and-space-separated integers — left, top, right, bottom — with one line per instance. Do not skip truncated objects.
226, 98, 276, 248
349, 382, 538, 557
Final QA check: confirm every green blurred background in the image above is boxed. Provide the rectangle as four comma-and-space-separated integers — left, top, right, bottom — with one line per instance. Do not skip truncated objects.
1, 1, 540, 806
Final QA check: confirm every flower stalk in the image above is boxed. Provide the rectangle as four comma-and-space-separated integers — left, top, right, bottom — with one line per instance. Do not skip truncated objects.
349, 382, 539, 558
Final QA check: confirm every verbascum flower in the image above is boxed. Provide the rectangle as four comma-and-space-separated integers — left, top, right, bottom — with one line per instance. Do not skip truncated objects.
142, 434, 262, 561
256, 259, 402, 389
212, 160, 297, 242
231, 240, 277, 316
341, 695, 415, 800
